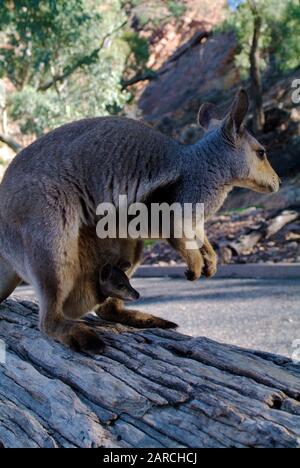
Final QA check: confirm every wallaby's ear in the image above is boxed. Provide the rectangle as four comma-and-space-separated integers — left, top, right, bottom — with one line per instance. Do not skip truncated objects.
100, 263, 112, 283
198, 102, 220, 130
118, 260, 131, 272
223, 89, 249, 140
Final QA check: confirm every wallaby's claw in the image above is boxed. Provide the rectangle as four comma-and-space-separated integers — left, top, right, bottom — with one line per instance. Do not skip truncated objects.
202, 256, 218, 278
185, 269, 199, 281
203, 264, 217, 278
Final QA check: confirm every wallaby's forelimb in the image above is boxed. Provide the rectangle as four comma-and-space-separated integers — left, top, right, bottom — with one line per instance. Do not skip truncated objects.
200, 234, 218, 278
168, 237, 204, 281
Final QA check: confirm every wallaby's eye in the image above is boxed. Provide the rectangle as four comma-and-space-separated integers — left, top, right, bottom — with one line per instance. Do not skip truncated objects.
257, 149, 266, 160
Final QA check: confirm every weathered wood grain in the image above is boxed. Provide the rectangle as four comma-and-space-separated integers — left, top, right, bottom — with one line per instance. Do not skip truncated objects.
226, 209, 299, 256
0, 298, 300, 448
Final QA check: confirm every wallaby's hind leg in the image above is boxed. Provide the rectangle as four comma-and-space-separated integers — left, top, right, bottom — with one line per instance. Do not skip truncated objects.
25, 223, 105, 353
37, 263, 105, 353
0, 255, 21, 303
40, 291, 105, 353
95, 298, 177, 329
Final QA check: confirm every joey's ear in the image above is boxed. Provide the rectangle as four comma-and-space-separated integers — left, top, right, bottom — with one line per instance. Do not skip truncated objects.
223, 89, 249, 140
118, 261, 132, 272
100, 264, 112, 283
198, 102, 221, 130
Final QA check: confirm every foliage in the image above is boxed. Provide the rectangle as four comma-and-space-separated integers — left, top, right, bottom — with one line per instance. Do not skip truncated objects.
122, 31, 150, 68
223, 0, 300, 77
276, 0, 300, 71
167, 1, 186, 18
0, 0, 130, 136
9, 87, 61, 135
0, 0, 187, 138
120, 0, 186, 89
121, 0, 186, 27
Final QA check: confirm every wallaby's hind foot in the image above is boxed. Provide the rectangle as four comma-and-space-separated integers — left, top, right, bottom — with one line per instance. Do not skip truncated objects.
41, 316, 105, 354
0, 255, 21, 303
108, 308, 177, 329
96, 299, 177, 329
63, 322, 105, 354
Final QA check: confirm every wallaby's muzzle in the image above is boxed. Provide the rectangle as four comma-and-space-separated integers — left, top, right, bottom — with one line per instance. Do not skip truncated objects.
236, 123, 281, 195
126, 288, 140, 302
249, 158, 281, 194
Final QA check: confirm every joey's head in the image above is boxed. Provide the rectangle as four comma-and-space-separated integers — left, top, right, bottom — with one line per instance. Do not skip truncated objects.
198, 90, 281, 194
99, 263, 140, 302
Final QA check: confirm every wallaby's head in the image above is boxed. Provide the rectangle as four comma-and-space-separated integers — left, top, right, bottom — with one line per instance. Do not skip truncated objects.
198, 90, 281, 194
99, 263, 140, 302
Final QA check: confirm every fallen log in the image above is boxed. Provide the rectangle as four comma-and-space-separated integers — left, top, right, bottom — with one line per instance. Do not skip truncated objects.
0, 298, 300, 448
265, 210, 299, 239
226, 210, 299, 256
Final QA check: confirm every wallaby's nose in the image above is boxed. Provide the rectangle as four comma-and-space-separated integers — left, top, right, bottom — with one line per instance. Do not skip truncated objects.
133, 290, 140, 301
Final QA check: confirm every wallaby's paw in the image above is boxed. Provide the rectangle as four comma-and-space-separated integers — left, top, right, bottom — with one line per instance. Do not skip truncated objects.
202, 256, 218, 278
119, 310, 178, 329
185, 269, 200, 281
65, 324, 105, 354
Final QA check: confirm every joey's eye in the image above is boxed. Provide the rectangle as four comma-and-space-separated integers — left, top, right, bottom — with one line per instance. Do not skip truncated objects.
257, 149, 266, 159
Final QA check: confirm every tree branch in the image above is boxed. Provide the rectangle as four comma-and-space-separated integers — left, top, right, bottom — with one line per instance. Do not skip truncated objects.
249, 4, 265, 132
121, 70, 157, 89
0, 133, 22, 153
37, 21, 127, 92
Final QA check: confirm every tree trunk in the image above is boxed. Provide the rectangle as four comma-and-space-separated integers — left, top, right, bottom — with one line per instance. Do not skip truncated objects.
1, 298, 300, 448
249, 9, 265, 132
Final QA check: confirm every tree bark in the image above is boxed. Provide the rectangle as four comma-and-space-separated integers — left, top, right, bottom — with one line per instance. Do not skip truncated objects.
0, 298, 300, 448
249, 3, 265, 132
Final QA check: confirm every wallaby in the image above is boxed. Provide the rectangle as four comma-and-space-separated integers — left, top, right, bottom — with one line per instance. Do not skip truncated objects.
0, 89, 280, 352
99, 264, 140, 302
61, 262, 140, 352
63, 259, 139, 320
